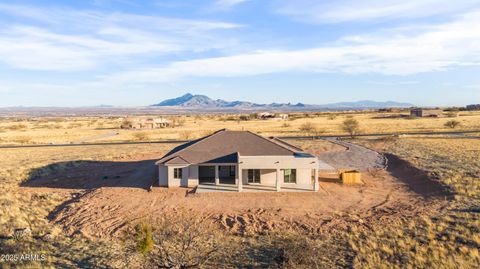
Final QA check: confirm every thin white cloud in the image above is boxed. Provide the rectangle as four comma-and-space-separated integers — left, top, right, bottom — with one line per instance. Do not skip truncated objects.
0, 3, 242, 71
215, 0, 249, 8
102, 11, 480, 83
276, 0, 480, 23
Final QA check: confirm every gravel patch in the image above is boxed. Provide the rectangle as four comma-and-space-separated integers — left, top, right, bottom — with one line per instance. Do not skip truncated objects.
317, 138, 386, 171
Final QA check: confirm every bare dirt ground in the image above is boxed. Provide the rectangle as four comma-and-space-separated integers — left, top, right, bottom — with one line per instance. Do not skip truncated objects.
19, 140, 450, 238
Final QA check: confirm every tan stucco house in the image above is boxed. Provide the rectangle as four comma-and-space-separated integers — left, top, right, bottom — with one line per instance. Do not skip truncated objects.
156, 129, 334, 192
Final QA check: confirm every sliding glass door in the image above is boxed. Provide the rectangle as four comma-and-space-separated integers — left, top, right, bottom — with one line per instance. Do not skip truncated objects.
247, 169, 260, 183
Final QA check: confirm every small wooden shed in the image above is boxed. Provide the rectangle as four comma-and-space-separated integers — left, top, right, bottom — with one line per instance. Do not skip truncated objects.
340, 170, 362, 185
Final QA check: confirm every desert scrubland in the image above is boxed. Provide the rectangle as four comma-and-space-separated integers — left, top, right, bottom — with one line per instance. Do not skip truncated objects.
0, 111, 479, 268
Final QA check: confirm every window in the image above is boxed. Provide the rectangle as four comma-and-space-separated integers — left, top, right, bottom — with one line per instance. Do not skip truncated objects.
229, 166, 236, 177
247, 169, 260, 183
173, 168, 183, 179
283, 169, 296, 183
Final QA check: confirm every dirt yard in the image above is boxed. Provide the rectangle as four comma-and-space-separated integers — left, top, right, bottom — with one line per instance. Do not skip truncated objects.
19, 139, 449, 238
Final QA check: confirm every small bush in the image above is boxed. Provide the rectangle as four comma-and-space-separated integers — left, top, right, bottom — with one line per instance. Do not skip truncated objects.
327, 114, 337, 120
299, 122, 316, 134
179, 130, 193, 140
132, 132, 149, 141
7, 124, 27, 130
136, 223, 153, 255
444, 120, 461, 129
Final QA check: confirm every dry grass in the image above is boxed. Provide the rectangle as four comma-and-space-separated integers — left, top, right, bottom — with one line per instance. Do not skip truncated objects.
1, 114, 479, 268
347, 138, 480, 268
1, 111, 480, 144
0, 143, 174, 268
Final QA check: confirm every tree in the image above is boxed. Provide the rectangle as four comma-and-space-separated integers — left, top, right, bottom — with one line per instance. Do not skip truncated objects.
121, 119, 132, 129
444, 120, 461, 129
342, 118, 360, 137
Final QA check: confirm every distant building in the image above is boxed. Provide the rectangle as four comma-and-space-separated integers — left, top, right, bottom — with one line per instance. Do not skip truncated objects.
466, 104, 480, 111
121, 118, 170, 129
410, 108, 444, 118
278, 114, 289, 120
258, 112, 276, 120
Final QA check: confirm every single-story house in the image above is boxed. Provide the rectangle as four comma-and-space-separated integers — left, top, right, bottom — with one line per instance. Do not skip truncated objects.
156, 129, 334, 192
410, 108, 444, 118
121, 118, 170, 129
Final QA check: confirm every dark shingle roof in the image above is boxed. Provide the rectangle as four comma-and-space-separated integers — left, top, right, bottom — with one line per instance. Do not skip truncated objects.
157, 129, 304, 165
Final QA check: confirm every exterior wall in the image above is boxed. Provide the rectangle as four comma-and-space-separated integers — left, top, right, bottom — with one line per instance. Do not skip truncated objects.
241, 168, 313, 186
260, 169, 276, 185
167, 166, 181, 187
188, 165, 199, 187
296, 169, 313, 185
239, 156, 318, 170
159, 156, 317, 189
158, 164, 199, 188
158, 165, 168, 187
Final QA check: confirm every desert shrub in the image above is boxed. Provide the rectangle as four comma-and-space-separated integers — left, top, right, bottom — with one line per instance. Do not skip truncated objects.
177, 118, 186, 127
282, 121, 291, 128
136, 223, 154, 255
132, 132, 149, 141
444, 120, 461, 129
132, 215, 233, 268
7, 124, 27, 130
179, 130, 193, 140
120, 119, 132, 129
342, 118, 360, 137
67, 123, 83, 129
245, 231, 352, 268
327, 114, 337, 120
299, 122, 316, 134
14, 136, 32, 144
446, 112, 459, 118
239, 115, 250, 121
406, 115, 417, 120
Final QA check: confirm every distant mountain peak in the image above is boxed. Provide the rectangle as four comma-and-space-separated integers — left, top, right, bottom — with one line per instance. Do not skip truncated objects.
151, 93, 413, 110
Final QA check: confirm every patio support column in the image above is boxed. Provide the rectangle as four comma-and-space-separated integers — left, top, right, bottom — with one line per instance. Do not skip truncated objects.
215, 165, 219, 185
314, 169, 319, 192
237, 165, 243, 192
276, 168, 281, 192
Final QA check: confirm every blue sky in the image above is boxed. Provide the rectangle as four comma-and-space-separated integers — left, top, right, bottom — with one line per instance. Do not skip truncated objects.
1, 0, 480, 107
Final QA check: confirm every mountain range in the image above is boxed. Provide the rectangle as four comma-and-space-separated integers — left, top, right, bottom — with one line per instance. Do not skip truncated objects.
151, 93, 413, 110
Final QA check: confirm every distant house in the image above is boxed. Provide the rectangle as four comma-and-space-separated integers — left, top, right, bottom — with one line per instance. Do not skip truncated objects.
278, 113, 289, 120
410, 108, 444, 118
121, 118, 170, 129
258, 112, 276, 120
155, 129, 334, 192
466, 104, 480, 111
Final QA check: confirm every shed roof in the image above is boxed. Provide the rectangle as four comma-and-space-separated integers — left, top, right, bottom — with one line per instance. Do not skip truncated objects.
156, 129, 312, 165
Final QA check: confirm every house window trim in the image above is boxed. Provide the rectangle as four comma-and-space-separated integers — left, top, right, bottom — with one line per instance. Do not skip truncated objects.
173, 168, 183, 179
282, 169, 297, 184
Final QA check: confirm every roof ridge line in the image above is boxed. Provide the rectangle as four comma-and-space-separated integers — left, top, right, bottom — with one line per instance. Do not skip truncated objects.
157, 129, 227, 163
270, 137, 304, 152
160, 155, 190, 165
245, 130, 299, 154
